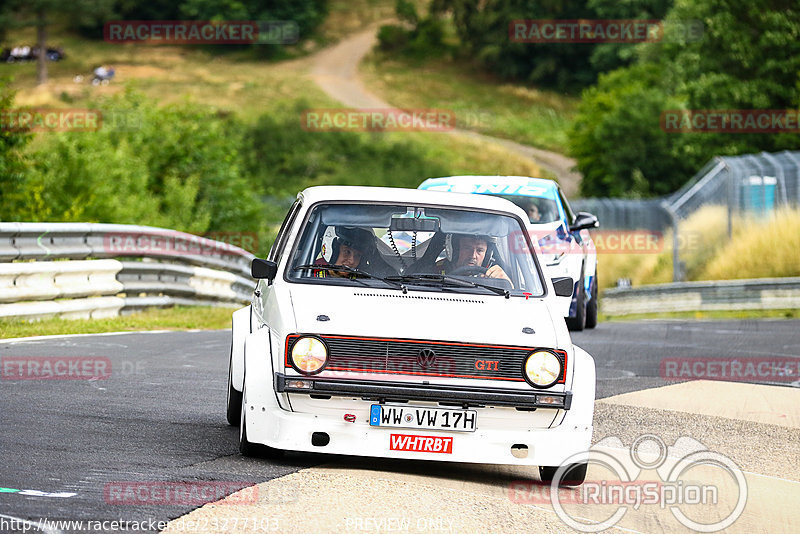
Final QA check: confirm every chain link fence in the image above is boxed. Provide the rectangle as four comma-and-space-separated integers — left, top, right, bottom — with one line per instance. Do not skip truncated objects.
574, 150, 800, 230
572, 150, 800, 282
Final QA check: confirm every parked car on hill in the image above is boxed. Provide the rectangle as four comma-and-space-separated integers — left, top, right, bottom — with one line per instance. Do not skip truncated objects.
1, 45, 65, 62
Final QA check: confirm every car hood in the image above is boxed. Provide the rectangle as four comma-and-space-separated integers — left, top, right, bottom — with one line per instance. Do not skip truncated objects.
288, 284, 562, 349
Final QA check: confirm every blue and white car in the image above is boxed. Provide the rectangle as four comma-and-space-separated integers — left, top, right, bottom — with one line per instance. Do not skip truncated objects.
418, 176, 599, 330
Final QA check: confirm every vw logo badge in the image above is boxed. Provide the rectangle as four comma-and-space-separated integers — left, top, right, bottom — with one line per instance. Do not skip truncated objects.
417, 348, 436, 369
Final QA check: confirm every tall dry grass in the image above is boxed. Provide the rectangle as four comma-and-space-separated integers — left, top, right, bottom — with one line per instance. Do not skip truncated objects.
701, 208, 800, 280
597, 205, 800, 290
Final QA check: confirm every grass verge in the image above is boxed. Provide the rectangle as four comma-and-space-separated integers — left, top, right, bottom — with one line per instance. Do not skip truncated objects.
6, 24, 542, 184
360, 55, 578, 153
600, 309, 800, 322
0, 306, 233, 339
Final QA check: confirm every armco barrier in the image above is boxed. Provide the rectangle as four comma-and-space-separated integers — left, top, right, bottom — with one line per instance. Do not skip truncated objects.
0, 223, 256, 321
602, 277, 800, 315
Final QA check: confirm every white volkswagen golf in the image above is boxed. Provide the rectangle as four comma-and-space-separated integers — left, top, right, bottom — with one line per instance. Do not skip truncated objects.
226, 186, 595, 483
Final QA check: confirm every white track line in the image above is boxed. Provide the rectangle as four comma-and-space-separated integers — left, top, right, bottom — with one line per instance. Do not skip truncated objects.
0, 329, 225, 344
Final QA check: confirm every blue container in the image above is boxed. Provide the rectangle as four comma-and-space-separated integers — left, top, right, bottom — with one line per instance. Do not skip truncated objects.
740, 176, 777, 217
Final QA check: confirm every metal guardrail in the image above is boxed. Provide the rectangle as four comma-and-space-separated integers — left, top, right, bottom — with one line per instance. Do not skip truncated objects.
0, 223, 256, 321
602, 278, 800, 315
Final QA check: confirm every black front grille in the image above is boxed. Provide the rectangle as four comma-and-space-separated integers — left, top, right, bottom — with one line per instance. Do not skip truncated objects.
285, 334, 566, 384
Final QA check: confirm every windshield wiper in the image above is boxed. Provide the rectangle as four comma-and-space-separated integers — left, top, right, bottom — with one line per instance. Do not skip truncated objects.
386, 274, 510, 298
293, 264, 407, 292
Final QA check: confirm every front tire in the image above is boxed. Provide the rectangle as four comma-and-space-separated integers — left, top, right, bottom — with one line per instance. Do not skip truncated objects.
239, 386, 259, 456
585, 271, 598, 329
565, 281, 586, 331
226, 346, 242, 426
238, 383, 284, 459
539, 463, 588, 486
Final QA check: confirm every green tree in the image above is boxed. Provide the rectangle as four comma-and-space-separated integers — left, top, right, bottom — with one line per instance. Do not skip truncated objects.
434, 0, 598, 92
0, 80, 33, 218
663, 0, 800, 158
6, 90, 262, 234
180, 0, 328, 56
569, 63, 691, 197
588, 0, 673, 73
569, 0, 800, 196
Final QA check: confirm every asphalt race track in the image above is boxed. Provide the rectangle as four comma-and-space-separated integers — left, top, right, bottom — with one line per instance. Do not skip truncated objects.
1, 320, 798, 533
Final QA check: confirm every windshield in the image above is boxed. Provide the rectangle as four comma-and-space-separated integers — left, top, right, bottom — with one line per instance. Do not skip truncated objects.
494, 194, 561, 224
288, 202, 544, 297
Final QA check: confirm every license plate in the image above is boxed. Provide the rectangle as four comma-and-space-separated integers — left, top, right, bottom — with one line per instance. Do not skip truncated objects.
369, 405, 477, 432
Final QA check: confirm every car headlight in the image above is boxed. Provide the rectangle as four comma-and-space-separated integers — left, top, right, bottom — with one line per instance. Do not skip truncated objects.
290, 336, 328, 374
523, 350, 562, 388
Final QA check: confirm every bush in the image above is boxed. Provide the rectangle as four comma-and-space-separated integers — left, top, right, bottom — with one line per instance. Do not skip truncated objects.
3, 90, 263, 237
377, 24, 410, 53
569, 63, 694, 197
376, 1, 447, 59
242, 101, 449, 196
0, 79, 33, 215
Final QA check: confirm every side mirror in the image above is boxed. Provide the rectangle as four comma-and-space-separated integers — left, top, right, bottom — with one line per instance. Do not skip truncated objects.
552, 277, 574, 297
251, 258, 278, 281
569, 212, 599, 232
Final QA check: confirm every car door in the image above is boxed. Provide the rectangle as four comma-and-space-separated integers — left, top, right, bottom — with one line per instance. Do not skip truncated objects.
252, 198, 302, 324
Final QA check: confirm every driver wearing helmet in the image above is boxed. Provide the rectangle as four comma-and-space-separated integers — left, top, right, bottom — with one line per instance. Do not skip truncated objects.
313, 226, 374, 277
436, 234, 512, 285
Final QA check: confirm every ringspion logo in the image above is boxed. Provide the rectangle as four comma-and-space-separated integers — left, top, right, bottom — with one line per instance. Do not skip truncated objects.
512, 434, 747, 533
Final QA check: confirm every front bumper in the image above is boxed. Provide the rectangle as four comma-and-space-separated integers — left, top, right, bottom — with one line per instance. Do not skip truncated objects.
275, 373, 572, 410
244, 402, 592, 466
241, 374, 590, 466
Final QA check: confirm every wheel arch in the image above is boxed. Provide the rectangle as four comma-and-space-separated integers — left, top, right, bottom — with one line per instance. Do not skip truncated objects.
231, 305, 252, 391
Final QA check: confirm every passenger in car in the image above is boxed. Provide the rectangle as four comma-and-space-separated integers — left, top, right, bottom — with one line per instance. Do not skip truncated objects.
527, 201, 542, 222
313, 226, 375, 277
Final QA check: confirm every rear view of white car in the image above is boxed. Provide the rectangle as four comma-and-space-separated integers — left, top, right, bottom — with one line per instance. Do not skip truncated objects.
418, 176, 599, 331
227, 186, 595, 484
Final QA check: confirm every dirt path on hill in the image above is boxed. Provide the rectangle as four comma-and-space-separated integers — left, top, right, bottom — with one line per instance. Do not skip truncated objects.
310, 25, 582, 196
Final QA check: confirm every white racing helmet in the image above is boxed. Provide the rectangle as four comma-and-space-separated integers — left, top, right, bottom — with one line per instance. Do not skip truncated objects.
321, 226, 374, 263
